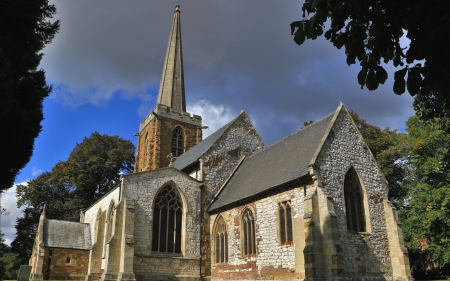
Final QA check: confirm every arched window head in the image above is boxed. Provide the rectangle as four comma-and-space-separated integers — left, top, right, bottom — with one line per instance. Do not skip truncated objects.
152, 185, 182, 254
344, 167, 366, 232
214, 216, 228, 263
242, 208, 256, 256
171, 127, 184, 157
279, 201, 293, 244
144, 133, 149, 167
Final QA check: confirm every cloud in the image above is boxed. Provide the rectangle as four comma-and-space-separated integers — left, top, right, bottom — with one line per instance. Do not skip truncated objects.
1, 182, 27, 245
187, 100, 235, 138
31, 166, 43, 177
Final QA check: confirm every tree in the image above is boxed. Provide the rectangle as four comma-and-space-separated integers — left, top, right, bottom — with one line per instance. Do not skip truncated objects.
0, 0, 60, 192
291, 1, 450, 119
399, 115, 450, 278
12, 132, 135, 266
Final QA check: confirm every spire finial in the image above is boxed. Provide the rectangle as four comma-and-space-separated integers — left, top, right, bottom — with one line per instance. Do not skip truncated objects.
175, 4, 180, 12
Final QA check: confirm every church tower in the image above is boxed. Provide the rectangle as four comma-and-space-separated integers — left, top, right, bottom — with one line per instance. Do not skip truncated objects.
135, 5, 202, 172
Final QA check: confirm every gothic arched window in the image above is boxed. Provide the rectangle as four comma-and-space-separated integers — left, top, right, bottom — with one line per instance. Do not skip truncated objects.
344, 167, 366, 232
214, 216, 228, 263
144, 133, 149, 167
66, 256, 71, 264
171, 127, 184, 157
242, 208, 256, 256
152, 185, 182, 253
279, 201, 293, 244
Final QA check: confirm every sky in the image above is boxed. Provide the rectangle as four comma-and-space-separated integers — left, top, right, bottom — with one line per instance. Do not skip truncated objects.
0, 1, 415, 245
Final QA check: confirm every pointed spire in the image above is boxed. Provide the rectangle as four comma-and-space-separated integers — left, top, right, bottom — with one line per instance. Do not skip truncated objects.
157, 4, 186, 113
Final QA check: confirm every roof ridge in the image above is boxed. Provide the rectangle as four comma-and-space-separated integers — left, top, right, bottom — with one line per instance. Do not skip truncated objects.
245, 111, 336, 161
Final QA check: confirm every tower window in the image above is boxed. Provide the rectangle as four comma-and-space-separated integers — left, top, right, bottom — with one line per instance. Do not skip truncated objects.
344, 167, 366, 232
66, 256, 71, 264
152, 185, 182, 254
279, 201, 293, 244
214, 216, 228, 263
171, 127, 184, 157
242, 208, 256, 256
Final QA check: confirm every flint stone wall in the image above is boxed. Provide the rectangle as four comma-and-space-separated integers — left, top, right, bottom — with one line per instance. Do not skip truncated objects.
313, 109, 392, 278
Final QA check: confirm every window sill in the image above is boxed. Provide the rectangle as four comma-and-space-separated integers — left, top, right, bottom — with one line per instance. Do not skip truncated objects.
281, 241, 294, 246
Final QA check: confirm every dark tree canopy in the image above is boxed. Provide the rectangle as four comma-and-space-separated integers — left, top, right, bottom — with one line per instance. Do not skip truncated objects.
291, 0, 450, 119
0, 0, 60, 192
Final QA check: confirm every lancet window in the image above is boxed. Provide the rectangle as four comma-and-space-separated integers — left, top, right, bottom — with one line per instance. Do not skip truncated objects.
152, 185, 183, 253
171, 127, 184, 157
344, 167, 366, 232
242, 208, 256, 256
279, 201, 293, 243
214, 216, 228, 263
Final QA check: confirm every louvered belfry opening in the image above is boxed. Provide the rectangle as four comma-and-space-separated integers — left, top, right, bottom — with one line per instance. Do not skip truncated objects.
344, 167, 366, 232
214, 216, 228, 263
144, 133, 149, 167
279, 201, 293, 243
152, 185, 183, 253
242, 208, 256, 256
171, 127, 184, 157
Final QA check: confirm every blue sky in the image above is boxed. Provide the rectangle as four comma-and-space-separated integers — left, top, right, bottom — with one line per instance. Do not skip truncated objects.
1, 1, 415, 245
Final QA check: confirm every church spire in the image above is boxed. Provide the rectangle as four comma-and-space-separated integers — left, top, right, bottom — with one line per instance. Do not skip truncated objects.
156, 4, 186, 113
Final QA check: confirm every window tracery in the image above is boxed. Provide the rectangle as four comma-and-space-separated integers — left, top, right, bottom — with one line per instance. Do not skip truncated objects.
152, 185, 183, 253
279, 201, 293, 244
214, 216, 228, 263
242, 208, 256, 256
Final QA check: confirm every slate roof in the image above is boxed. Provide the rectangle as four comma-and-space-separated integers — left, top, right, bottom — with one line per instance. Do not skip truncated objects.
208, 109, 337, 212
173, 115, 240, 170
44, 219, 91, 250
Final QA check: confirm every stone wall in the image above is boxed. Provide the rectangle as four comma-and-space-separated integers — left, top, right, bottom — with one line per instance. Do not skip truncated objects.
136, 106, 202, 172
83, 187, 120, 245
43, 248, 89, 280
209, 185, 309, 281
122, 168, 202, 281
311, 107, 410, 280
201, 112, 265, 278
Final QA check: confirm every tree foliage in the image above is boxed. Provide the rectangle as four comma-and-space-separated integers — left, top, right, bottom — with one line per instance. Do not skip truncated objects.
399, 116, 450, 278
291, 0, 450, 119
0, 0, 60, 192
11, 132, 134, 266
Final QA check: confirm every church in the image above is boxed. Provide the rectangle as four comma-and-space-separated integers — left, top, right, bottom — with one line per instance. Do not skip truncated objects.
28, 5, 414, 281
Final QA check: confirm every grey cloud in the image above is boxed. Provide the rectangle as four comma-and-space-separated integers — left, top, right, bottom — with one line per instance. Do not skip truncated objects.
43, 1, 414, 143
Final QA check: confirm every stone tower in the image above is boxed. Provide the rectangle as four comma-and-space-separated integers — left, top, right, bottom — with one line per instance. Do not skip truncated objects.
135, 5, 202, 172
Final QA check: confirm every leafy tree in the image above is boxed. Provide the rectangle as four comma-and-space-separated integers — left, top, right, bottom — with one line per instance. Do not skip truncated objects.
0, 0, 60, 192
11, 132, 134, 267
291, 1, 450, 119
399, 115, 450, 278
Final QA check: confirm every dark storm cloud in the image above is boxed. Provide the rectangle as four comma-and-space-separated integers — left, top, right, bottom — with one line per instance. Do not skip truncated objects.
42, 1, 414, 144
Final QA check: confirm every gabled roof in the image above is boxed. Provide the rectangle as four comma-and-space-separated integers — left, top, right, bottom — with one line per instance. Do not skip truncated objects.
173, 114, 241, 170
209, 106, 340, 212
44, 219, 91, 250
